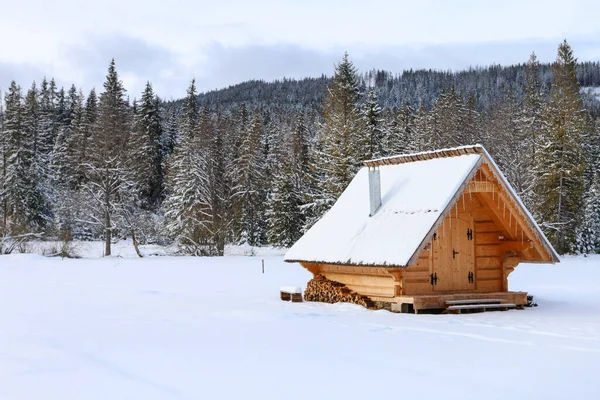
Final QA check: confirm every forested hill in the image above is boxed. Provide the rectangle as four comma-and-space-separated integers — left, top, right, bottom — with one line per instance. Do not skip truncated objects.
168, 61, 600, 114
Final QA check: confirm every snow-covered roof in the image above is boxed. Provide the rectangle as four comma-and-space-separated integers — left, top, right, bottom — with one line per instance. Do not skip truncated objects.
285, 144, 559, 267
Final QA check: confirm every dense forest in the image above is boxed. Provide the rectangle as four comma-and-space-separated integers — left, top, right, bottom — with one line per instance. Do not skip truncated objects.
1, 39, 600, 256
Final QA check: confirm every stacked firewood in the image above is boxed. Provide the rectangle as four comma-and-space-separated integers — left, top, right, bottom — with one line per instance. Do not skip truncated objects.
304, 274, 375, 309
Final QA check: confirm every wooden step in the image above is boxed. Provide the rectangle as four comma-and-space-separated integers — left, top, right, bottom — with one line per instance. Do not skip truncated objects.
447, 303, 516, 311
445, 298, 504, 305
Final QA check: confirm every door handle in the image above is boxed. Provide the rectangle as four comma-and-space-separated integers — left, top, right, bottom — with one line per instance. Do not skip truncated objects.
453, 249, 460, 259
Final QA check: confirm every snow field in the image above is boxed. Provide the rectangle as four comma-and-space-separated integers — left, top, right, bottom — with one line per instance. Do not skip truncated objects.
0, 252, 599, 399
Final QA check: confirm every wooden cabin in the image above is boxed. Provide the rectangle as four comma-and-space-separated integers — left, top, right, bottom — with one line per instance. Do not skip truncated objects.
285, 145, 559, 313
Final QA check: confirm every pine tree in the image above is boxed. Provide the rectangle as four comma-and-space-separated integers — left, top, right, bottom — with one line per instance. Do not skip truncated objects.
0, 90, 5, 233
362, 88, 384, 158
2, 81, 41, 234
52, 89, 84, 238
52, 88, 81, 189
516, 52, 545, 210
267, 162, 304, 247
386, 104, 417, 155
132, 82, 163, 208
164, 80, 212, 254
484, 89, 533, 201
160, 106, 178, 160
206, 109, 230, 255
22, 82, 51, 231
318, 52, 365, 206
38, 78, 58, 161
536, 40, 589, 253
84, 59, 134, 256
576, 175, 600, 254
235, 113, 267, 245
73, 89, 97, 186
429, 86, 468, 148
412, 104, 433, 151
463, 93, 481, 145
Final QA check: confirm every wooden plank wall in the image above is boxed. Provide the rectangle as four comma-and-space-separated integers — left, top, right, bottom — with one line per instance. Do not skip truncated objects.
473, 219, 504, 292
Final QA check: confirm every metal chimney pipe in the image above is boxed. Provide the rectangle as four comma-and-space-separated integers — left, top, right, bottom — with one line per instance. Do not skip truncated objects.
368, 167, 381, 216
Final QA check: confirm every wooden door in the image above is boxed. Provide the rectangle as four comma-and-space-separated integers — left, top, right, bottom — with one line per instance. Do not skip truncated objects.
451, 215, 475, 291
432, 214, 475, 292
432, 228, 454, 291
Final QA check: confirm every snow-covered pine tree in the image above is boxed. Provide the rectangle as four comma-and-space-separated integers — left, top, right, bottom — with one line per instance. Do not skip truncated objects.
38, 78, 59, 161
318, 52, 365, 207
463, 92, 481, 145
131, 82, 163, 208
52, 87, 81, 189
288, 111, 316, 208
516, 52, 546, 210
204, 108, 230, 255
535, 40, 589, 254
412, 104, 434, 151
226, 104, 249, 241
576, 175, 600, 255
0, 83, 25, 234
484, 89, 533, 201
22, 82, 52, 231
235, 112, 267, 246
51, 89, 85, 239
73, 88, 97, 187
160, 106, 178, 161
386, 104, 417, 155
428, 86, 468, 148
0, 90, 5, 233
266, 160, 304, 247
83, 59, 135, 256
164, 80, 212, 255
2, 81, 42, 234
362, 88, 384, 159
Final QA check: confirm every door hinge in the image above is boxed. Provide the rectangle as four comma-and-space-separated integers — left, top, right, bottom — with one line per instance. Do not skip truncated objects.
430, 272, 438, 286
468, 271, 474, 283
467, 228, 473, 240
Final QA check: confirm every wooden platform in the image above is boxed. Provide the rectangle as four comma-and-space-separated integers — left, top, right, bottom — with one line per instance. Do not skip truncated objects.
384, 291, 527, 313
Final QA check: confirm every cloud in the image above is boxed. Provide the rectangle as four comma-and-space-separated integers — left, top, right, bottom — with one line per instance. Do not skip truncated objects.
1, 35, 599, 101
193, 43, 339, 91
60, 34, 191, 99
0, 62, 51, 94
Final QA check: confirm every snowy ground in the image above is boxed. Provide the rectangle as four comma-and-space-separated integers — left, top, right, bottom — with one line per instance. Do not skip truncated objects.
0, 248, 599, 399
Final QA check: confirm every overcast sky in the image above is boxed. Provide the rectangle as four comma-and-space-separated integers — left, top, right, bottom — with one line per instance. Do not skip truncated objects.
1, 0, 600, 99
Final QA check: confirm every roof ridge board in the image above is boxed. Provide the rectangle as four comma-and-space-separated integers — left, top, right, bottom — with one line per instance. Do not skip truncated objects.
364, 144, 484, 167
